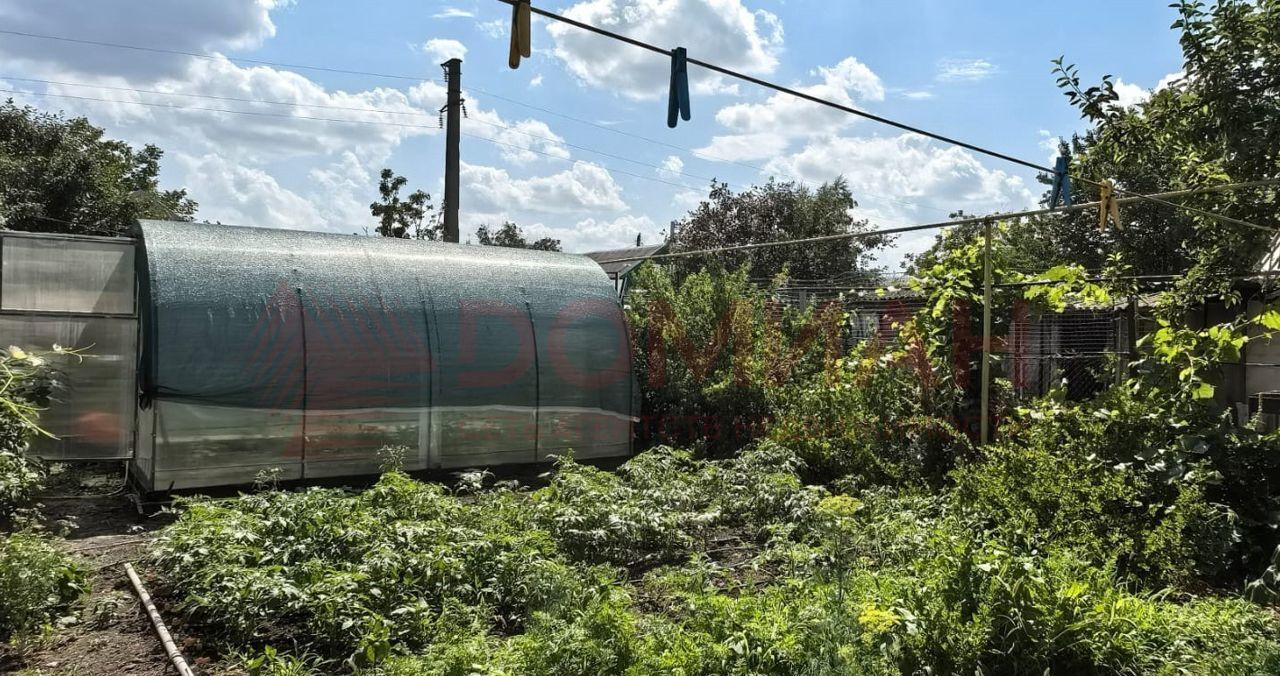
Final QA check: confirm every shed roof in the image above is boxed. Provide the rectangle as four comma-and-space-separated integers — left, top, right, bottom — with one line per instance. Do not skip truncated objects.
584, 242, 668, 279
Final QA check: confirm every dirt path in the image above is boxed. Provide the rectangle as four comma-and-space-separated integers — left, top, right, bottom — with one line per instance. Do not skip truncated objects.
0, 489, 206, 676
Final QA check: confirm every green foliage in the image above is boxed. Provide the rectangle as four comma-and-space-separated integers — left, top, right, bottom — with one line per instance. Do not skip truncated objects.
369, 168, 435, 240
1046, 0, 1279, 287
669, 177, 889, 283
0, 100, 196, 235
531, 444, 817, 568
0, 532, 87, 641
626, 263, 842, 453
953, 388, 1239, 587
151, 471, 597, 667
770, 338, 971, 484
474, 221, 561, 251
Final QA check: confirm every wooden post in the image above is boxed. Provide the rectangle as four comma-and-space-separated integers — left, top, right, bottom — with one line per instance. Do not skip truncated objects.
980, 220, 993, 445
442, 58, 462, 243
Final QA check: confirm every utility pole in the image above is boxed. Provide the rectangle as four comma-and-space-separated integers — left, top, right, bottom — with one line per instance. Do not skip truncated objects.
441, 58, 462, 243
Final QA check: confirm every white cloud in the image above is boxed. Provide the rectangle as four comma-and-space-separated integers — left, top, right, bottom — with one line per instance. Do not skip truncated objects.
461, 161, 627, 215
529, 74, 544, 88
673, 189, 705, 212
901, 90, 934, 100
765, 133, 1035, 261
558, 214, 661, 252
432, 7, 475, 19
1112, 79, 1147, 110
421, 38, 467, 63
937, 58, 998, 82
1109, 71, 1186, 110
0, 0, 287, 81
658, 155, 684, 179
547, 0, 784, 99
176, 152, 325, 230
694, 132, 789, 162
694, 57, 885, 161
714, 57, 883, 136
477, 18, 507, 38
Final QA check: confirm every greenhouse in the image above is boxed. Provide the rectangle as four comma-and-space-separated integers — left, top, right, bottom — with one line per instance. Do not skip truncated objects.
133, 220, 635, 490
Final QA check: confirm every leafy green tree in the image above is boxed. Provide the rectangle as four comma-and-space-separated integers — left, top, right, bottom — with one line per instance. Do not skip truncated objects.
474, 221, 562, 251
910, 0, 1278, 293
669, 178, 890, 282
0, 100, 196, 236
370, 168, 436, 239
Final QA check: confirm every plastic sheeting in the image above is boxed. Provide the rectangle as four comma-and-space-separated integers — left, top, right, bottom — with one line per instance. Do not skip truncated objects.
135, 220, 633, 489
0, 233, 137, 461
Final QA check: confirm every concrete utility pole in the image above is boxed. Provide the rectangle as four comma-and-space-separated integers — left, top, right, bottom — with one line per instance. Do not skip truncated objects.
441, 58, 462, 243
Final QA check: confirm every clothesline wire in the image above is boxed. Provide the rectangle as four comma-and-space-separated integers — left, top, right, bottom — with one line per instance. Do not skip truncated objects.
593, 179, 1280, 265
497, 0, 1274, 234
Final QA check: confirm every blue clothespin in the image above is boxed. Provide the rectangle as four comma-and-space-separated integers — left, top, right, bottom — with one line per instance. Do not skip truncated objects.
667, 47, 690, 128
1049, 154, 1072, 208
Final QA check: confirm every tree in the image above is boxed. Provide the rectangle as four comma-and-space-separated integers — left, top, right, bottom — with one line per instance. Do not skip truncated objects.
370, 168, 436, 239
910, 0, 1279, 291
669, 178, 890, 282
0, 100, 197, 236
474, 221, 562, 251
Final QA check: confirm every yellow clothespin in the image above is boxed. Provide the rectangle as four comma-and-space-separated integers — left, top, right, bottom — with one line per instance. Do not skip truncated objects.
1097, 179, 1122, 231
508, 0, 532, 69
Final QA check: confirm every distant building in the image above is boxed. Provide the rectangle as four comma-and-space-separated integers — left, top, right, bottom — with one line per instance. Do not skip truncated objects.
584, 243, 669, 295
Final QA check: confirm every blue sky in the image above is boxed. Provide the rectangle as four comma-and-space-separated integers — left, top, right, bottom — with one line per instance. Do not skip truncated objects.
0, 0, 1187, 263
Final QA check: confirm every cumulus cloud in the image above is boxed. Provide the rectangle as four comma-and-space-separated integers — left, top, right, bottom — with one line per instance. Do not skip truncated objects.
765, 133, 1035, 260
558, 214, 661, 252
420, 38, 467, 63
0, 0, 287, 81
461, 161, 627, 215
712, 57, 883, 137
1110, 71, 1186, 110
694, 132, 790, 162
658, 155, 684, 179
176, 152, 325, 230
548, 0, 784, 99
937, 58, 998, 82
692, 56, 884, 161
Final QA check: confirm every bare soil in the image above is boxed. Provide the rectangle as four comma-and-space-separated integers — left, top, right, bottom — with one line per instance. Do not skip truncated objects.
0, 464, 220, 676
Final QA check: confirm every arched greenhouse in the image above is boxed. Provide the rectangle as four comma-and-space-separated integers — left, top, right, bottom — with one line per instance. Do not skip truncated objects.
131, 220, 635, 490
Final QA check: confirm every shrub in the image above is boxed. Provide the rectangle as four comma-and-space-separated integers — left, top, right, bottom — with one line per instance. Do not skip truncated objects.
950, 385, 1248, 588
0, 531, 87, 640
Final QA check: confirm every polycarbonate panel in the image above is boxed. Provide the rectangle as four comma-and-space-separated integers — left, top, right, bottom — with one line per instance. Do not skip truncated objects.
529, 280, 632, 460
0, 315, 136, 460
151, 401, 303, 489
426, 249, 538, 464
299, 237, 431, 474
2, 236, 135, 314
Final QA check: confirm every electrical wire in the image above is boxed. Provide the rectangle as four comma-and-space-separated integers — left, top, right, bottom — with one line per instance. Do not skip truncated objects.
0, 87, 707, 193
460, 82, 953, 216
495, 0, 1277, 234
0, 31, 982, 218
593, 179, 1280, 265
0, 29, 431, 82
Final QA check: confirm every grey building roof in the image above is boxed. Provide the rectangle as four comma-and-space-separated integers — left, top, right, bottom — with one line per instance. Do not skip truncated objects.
584, 243, 669, 279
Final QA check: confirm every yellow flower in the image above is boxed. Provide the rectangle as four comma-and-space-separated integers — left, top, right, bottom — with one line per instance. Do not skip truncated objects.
857, 605, 899, 635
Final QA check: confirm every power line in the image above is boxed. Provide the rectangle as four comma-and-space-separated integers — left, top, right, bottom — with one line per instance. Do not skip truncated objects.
0, 87, 706, 193
0, 29, 430, 82
0, 78, 718, 189
1, 75, 446, 118
593, 179, 1280, 265
497, 0, 1276, 234
0, 31, 973, 219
